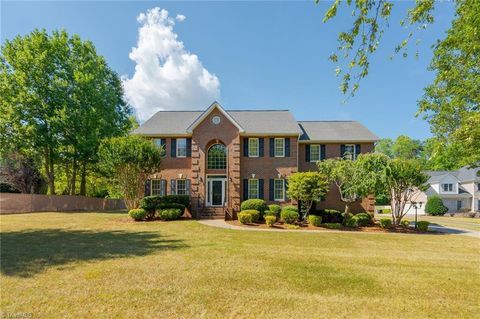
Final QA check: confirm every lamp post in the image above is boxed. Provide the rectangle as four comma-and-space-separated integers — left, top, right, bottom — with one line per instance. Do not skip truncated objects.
413, 201, 423, 230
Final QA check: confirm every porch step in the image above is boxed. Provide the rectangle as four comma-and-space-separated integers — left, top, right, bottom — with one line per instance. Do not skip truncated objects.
200, 207, 225, 219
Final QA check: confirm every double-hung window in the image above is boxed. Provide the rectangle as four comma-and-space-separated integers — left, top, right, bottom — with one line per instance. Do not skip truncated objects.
248, 138, 259, 157
274, 138, 285, 157
343, 144, 355, 160
151, 179, 165, 196
153, 138, 166, 157
274, 179, 285, 201
442, 183, 454, 192
248, 179, 259, 199
176, 179, 187, 195
310, 145, 321, 162
176, 138, 187, 157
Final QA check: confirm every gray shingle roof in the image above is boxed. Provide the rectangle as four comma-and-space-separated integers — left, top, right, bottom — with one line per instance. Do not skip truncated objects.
425, 167, 479, 183
298, 121, 378, 142
134, 110, 302, 135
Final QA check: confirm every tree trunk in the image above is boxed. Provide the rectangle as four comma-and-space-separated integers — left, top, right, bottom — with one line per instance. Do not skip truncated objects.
44, 146, 55, 195
343, 203, 350, 225
80, 161, 87, 196
69, 158, 77, 195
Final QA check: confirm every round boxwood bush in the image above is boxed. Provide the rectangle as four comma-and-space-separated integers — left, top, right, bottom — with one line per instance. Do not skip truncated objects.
265, 215, 276, 227
240, 199, 268, 214
157, 208, 183, 221
238, 212, 253, 224
263, 210, 278, 221
268, 204, 281, 217
308, 215, 322, 227
240, 210, 260, 223
417, 221, 430, 232
281, 205, 298, 213
355, 213, 373, 227
379, 218, 392, 228
401, 219, 410, 227
129, 208, 147, 221
425, 196, 448, 216
281, 209, 299, 224
346, 216, 359, 228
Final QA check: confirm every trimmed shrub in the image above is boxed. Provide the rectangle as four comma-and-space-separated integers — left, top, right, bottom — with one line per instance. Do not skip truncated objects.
286, 224, 300, 230
238, 212, 253, 224
417, 221, 430, 231
240, 199, 268, 214
379, 218, 392, 228
281, 209, 299, 224
268, 204, 281, 217
316, 209, 343, 223
263, 210, 278, 221
157, 203, 185, 211
129, 208, 147, 221
308, 215, 322, 227
162, 195, 190, 208
322, 223, 342, 229
401, 219, 410, 227
425, 196, 448, 216
355, 213, 373, 227
157, 208, 182, 221
140, 195, 162, 212
240, 210, 260, 223
265, 216, 276, 227
281, 205, 298, 213
346, 216, 359, 228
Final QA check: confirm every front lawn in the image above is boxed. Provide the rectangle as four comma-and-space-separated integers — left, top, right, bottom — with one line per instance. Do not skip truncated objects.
1, 212, 479, 318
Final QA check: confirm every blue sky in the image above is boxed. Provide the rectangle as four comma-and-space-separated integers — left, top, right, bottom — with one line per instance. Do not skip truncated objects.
1, 1, 455, 140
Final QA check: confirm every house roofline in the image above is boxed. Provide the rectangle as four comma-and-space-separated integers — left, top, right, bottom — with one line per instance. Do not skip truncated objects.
186, 102, 245, 133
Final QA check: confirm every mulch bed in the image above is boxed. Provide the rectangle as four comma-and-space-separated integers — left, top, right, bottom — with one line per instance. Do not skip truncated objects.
226, 220, 432, 234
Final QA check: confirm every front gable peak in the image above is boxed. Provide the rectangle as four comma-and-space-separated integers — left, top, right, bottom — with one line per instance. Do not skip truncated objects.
186, 102, 245, 133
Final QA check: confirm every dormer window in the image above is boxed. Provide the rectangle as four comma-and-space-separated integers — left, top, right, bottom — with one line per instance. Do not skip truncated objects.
442, 183, 454, 192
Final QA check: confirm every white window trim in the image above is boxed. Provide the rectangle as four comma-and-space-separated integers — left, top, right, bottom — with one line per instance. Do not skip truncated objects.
274, 178, 285, 201
274, 138, 285, 157
248, 179, 259, 199
441, 183, 455, 193
151, 179, 164, 196
344, 144, 356, 160
176, 138, 187, 158
248, 138, 259, 157
176, 179, 187, 195
310, 144, 321, 162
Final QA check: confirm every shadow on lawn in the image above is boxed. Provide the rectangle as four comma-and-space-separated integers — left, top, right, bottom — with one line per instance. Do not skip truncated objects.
0, 229, 187, 277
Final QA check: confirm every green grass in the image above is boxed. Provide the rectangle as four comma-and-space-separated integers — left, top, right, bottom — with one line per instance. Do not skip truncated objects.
1, 212, 479, 318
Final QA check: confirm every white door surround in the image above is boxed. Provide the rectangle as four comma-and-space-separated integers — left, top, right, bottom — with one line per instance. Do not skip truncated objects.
206, 175, 227, 207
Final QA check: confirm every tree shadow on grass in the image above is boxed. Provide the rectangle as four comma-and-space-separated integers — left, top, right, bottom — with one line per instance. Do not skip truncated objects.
0, 229, 187, 278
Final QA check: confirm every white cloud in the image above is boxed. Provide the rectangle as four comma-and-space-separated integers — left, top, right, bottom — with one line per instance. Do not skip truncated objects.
175, 14, 186, 22
123, 7, 220, 122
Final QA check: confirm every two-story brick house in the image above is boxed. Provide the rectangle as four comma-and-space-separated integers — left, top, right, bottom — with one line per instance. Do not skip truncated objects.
134, 102, 378, 218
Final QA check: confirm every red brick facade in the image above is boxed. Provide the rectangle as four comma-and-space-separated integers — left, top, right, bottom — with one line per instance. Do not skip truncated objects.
145, 106, 375, 218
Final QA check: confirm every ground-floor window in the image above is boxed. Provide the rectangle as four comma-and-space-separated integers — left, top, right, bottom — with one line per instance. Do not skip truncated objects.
274, 178, 285, 201
151, 179, 166, 196
176, 179, 187, 195
248, 179, 259, 199
457, 200, 462, 211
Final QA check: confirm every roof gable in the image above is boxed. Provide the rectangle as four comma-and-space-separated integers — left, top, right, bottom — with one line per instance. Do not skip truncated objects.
186, 102, 244, 133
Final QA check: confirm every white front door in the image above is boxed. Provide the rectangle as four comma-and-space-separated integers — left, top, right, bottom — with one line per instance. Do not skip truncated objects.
206, 176, 227, 207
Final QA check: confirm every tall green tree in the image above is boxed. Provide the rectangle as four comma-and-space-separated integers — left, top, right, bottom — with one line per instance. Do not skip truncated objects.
0, 29, 131, 195
376, 136, 424, 160
98, 136, 162, 210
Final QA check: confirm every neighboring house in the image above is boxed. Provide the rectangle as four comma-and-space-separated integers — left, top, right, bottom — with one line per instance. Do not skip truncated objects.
134, 102, 378, 218
406, 167, 480, 215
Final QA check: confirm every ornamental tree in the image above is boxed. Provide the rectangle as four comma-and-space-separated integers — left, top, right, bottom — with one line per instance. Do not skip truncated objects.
98, 136, 162, 210
286, 172, 329, 221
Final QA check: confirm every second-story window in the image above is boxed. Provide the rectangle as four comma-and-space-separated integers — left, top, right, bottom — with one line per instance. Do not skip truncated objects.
310, 144, 320, 162
274, 138, 285, 157
248, 138, 259, 157
442, 183, 454, 192
153, 138, 166, 157
176, 138, 187, 157
343, 144, 356, 160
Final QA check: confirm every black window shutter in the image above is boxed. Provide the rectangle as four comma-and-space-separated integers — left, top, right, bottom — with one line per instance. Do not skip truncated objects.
171, 139, 177, 157
269, 138, 274, 157
285, 138, 290, 157
355, 144, 361, 158
243, 138, 249, 157
259, 179, 264, 200
160, 139, 167, 157
259, 138, 264, 157
340, 144, 346, 158
269, 179, 274, 201
321, 144, 326, 160
144, 179, 151, 197
284, 179, 289, 200
306, 145, 311, 162
186, 138, 192, 157
186, 179, 191, 195
243, 179, 248, 201
161, 179, 167, 196
171, 179, 177, 195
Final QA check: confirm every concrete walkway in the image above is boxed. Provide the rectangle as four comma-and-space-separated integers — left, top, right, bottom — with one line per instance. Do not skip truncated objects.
198, 219, 480, 238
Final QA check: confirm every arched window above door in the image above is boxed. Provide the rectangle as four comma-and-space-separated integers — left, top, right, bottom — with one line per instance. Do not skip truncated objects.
207, 144, 227, 169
